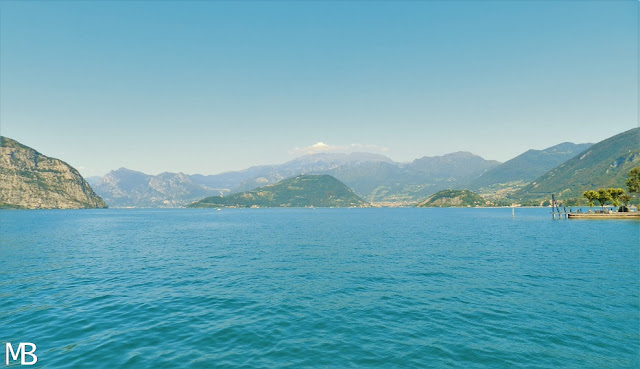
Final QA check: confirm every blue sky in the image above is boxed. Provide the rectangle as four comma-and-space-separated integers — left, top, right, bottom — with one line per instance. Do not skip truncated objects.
1, 1, 637, 176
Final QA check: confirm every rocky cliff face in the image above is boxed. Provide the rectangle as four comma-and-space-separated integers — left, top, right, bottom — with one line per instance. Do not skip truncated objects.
0, 137, 107, 209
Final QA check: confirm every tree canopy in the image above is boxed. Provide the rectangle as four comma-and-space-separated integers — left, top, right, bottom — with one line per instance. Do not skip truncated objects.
620, 193, 631, 206
607, 188, 625, 206
582, 190, 599, 207
596, 189, 612, 209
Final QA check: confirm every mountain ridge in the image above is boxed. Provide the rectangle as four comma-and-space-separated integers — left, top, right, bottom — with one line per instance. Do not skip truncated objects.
470, 142, 593, 190
90, 167, 226, 208
514, 128, 639, 201
0, 136, 107, 209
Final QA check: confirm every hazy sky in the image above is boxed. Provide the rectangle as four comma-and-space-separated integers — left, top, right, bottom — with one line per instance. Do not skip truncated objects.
1, 1, 637, 177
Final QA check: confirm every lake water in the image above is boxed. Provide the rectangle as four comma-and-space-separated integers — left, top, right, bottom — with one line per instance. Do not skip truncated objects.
1, 208, 638, 368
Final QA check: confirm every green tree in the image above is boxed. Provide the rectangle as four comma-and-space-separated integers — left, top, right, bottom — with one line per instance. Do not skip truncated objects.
627, 166, 640, 193
607, 188, 625, 207
596, 189, 612, 210
620, 193, 631, 206
583, 190, 599, 209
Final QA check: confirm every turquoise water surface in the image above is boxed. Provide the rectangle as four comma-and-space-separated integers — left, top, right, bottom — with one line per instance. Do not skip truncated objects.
1, 208, 638, 368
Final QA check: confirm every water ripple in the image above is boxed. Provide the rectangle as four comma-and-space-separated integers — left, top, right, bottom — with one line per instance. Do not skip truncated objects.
1, 208, 638, 368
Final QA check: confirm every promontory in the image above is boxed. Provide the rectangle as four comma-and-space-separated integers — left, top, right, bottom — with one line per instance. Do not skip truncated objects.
188, 174, 369, 208
416, 189, 486, 207
0, 136, 107, 209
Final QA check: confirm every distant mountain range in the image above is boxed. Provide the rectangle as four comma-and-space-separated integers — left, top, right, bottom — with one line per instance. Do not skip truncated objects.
222, 152, 397, 193
84, 128, 638, 208
188, 174, 368, 208
0, 137, 106, 209
236, 151, 501, 204
87, 152, 396, 208
89, 151, 501, 207
88, 168, 226, 208
515, 128, 639, 201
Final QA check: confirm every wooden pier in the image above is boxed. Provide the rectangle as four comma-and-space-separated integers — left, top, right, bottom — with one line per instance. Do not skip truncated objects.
567, 212, 640, 219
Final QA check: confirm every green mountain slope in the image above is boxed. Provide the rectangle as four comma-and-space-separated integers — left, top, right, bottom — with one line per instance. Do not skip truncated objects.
0, 136, 107, 209
416, 189, 486, 207
188, 175, 368, 208
515, 128, 640, 200
470, 142, 593, 189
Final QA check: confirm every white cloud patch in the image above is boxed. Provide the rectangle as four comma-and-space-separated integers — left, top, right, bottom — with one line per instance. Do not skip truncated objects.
309, 142, 331, 152
292, 142, 389, 155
